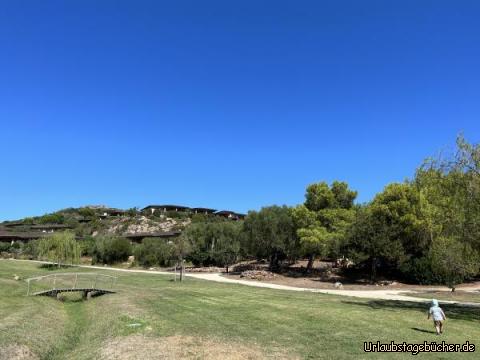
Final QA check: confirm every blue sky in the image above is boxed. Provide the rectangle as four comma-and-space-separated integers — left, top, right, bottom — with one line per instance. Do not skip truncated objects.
1, 1, 479, 221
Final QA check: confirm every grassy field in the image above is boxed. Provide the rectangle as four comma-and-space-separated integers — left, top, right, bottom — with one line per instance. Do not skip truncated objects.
1, 260, 479, 360
406, 290, 480, 304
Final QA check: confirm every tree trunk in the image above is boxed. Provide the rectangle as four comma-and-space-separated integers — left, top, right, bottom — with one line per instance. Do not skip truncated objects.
269, 253, 276, 271
304, 254, 315, 274
371, 257, 377, 283
179, 258, 185, 282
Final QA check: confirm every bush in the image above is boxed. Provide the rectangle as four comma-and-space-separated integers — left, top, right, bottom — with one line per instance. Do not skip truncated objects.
22, 241, 38, 258
134, 238, 175, 267
78, 236, 96, 257
92, 236, 132, 264
0, 242, 11, 252
38, 213, 65, 224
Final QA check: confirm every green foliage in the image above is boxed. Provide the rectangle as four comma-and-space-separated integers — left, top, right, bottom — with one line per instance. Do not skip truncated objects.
77, 236, 96, 257
37, 231, 81, 266
242, 206, 298, 269
126, 207, 139, 217
182, 221, 242, 267
134, 239, 175, 267
92, 236, 132, 264
305, 181, 357, 211
0, 242, 11, 252
78, 207, 95, 217
344, 183, 427, 280
294, 182, 357, 272
428, 237, 479, 290
38, 213, 65, 224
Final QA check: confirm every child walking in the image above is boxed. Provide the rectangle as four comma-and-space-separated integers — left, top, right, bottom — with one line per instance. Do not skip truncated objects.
428, 299, 446, 335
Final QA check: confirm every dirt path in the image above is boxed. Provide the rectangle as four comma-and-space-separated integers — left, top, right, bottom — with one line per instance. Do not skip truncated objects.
9, 259, 480, 306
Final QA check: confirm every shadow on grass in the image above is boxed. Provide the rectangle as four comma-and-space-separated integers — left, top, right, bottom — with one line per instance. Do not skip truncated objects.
411, 327, 436, 334
39, 263, 75, 270
341, 300, 480, 322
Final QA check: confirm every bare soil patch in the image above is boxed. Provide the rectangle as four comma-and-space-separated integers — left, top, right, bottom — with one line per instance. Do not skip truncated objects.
0, 345, 38, 360
100, 335, 295, 360
226, 260, 480, 292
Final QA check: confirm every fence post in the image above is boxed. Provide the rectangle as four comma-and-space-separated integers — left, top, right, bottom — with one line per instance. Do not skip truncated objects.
93, 274, 98, 289
53, 274, 57, 290
73, 274, 78, 289
27, 279, 30, 296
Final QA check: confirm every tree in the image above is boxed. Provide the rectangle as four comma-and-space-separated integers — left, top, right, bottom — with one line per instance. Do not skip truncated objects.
92, 236, 132, 264
37, 231, 81, 267
344, 183, 428, 281
429, 236, 479, 291
242, 206, 298, 270
134, 238, 175, 267
345, 205, 405, 281
181, 221, 242, 270
294, 181, 357, 273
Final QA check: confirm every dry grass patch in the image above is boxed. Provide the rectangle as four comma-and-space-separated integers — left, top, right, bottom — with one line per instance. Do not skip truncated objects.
100, 335, 296, 360
0, 344, 38, 360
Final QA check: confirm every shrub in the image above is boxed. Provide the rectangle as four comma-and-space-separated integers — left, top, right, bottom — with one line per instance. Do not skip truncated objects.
0, 242, 11, 252
78, 236, 96, 257
92, 236, 132, 264
38, 213, 65, 224
134, 238, 175, 267
37, 232, 81, 266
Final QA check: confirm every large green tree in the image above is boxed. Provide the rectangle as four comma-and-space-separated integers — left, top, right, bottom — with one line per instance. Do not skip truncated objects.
344, 183, 428, 281
242, 206, 298, 270
294, 181, 357, 273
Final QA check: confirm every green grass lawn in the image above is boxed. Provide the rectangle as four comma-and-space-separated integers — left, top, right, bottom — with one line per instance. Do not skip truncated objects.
1, 260, 479, 359
407, 290, 480, 304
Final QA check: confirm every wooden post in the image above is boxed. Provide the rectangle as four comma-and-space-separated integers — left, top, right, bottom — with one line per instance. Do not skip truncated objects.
73, 274, 78, 289
180, 260, 185, 282
53, 274, 57, 290
27, 279, 30, 296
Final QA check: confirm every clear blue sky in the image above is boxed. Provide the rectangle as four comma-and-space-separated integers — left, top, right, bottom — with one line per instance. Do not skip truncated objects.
1, 1, 479, 221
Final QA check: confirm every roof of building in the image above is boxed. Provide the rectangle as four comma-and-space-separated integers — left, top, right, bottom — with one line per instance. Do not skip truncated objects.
31, 224, 72, 230
124, 231, 181, 240
215, 210, 236, 216
4, 222, 33, 227
103, 208, 126, 214
142, 205, 191, 211
0, 230, 46, 241
190, 207, 217, 213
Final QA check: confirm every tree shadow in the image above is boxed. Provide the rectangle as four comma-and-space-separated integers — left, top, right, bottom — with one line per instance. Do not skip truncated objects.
411, 327, 436, 334
341, 299, 480, 322
39, 263, 74, 271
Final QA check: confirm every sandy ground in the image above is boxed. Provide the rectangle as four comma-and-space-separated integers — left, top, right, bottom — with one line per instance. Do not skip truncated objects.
8, 259, 480, 306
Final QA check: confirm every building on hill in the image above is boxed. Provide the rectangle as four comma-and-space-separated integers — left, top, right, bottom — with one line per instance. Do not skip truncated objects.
103, 208, 126, 217
124, 231, 181, 243
142, 205, 191, 215
4, 222, 30, 228
0, 230, 45, 243
190, 207, 217, 215
30, 224, 72, 233
215, 210, 245, 220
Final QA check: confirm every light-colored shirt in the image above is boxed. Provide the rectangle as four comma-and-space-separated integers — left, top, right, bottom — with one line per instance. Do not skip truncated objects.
429, 306, 445, 321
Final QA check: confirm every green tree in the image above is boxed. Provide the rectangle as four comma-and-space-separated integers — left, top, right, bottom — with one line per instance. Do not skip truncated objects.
242, 206, 298, 270
181, 221, 242, 270
37, 231, 80, 267
344, 183, 428, 281
294, 181, 357, 273
92, 236, 132, 264
134, 238, 175, 267
428, 236, 479, 291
